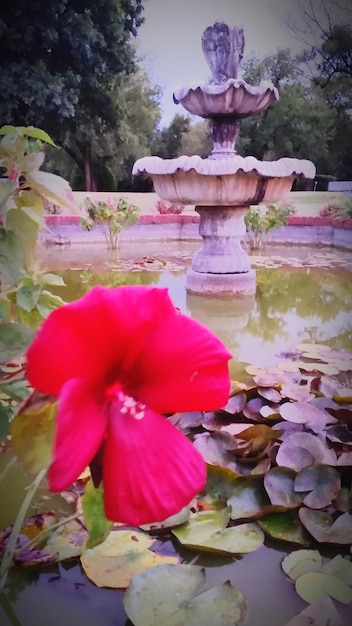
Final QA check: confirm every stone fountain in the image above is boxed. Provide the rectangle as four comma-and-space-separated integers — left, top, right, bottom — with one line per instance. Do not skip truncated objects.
133, 22, 316, 297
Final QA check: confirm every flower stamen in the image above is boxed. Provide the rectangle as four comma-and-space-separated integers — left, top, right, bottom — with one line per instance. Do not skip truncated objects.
117, 391, 146, 420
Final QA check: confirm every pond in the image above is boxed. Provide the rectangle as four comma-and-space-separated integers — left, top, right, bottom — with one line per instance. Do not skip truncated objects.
1, 240, 352, 626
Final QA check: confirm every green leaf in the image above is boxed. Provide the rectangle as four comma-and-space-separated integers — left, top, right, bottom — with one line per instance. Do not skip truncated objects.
264, 466, 303, 509
295, 571, 352, 604
0, 322, 34, 364
0, 403, 12, 441
81, 481, 113, 549
0, 298, 11, 324
10, 391, 57, 474
40, 273, 66, 287
123, 564, 247, 626
258, 511, 311, 546
294, 464, 341, 509
19, 127, 57, 146
172, 508, 264, 555
16, 284, 42, 312
44, 518, 88, 562
36, 291, 65, 317
281, 549, 322, 582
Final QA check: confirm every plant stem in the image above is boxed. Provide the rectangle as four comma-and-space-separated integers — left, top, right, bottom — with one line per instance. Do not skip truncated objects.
0, 456, 16, 485
0, 468, 46, 589
14, 512, 81, 558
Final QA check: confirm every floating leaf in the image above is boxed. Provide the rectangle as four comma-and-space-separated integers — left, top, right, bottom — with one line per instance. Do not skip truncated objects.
295, 571, 352, 604
299, 509, 352, 544
276, 432, 337, 471
202, 464, 240, 507
220, 393, 246, 414
258, 511, 311, 546
227, 477, 270, 520
10, 391, 57, 473
281, 549, 322, 582
235, 424, 282, 454
264, 467, 303, 509
279, 402, 335, 429
284, 595, 344, 626
123, 564, 247, 626
172, 508, 264, 554
44, 518, 88, 561
193, 432, 239, 472
294, 464, 341, 509
140, 506, 191, 533
80, 530, 179, 588
321, 555, 352, 585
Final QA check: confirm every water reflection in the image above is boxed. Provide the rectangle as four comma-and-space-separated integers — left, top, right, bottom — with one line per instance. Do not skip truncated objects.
49, 252, 352, 378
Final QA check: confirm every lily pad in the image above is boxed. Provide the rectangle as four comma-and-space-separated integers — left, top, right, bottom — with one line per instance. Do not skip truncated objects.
283, 595, 343, 626
299, 509, 352, 545
258, 511, 311, 546
321, 555, 352, 585
275, 432, 337, 471
264, 467, 303, 509
294, 464, 341, 509
123, 564, 247, 626
172, 509, 264, 555
281, 549, 322, 582
295, 571, 352, 604
227, 477, 270, 520
80, 530, 179, 588
279, 402, 335, 429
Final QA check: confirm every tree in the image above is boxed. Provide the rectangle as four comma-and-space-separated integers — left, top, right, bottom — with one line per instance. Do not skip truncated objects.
151, 114, 191, 158
282, 0, 352, 84
0, 0, 146, 190
237, 51, 336, 172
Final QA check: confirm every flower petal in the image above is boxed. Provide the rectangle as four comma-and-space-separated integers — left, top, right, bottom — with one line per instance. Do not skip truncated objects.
129, 313, 231, 414
103, 403, 206, 525
26, 285, 175, 396
48, 379, 106, 492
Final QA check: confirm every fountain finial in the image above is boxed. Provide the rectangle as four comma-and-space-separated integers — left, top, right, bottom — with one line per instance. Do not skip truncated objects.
201, 22, 245, 83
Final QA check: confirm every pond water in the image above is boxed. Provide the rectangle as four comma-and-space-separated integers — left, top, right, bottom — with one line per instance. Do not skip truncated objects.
1, 240, 352, 626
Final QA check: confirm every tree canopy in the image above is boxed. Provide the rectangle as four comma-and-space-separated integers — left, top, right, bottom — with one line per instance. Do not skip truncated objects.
0, 0, 153, 190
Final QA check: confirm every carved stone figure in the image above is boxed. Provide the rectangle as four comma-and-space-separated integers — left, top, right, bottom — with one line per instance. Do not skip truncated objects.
201, 22, 245, 83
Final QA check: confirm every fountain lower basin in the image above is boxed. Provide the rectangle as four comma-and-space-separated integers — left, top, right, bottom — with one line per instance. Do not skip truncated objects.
133, 155, 316, 296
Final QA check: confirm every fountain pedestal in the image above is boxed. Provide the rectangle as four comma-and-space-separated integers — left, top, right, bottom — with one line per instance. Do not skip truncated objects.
187, 205, 256, 296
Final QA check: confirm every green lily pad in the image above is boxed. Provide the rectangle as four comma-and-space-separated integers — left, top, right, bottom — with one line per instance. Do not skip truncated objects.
281, 549, 322, 581
294, 464, 341, 509
80, 530, 179, 588
279, 401, 335, 429
321, 555, 352, 585
172, 508, 264, 555
193, 432, 239, 472
295, 571, 352, 604
44, 518, 88, 561
227, 477, 270, 520
201, 464, 241, 507
264, 467, 303, 509
123, 564, 247, 626
299, 509, 352, 544
258, 511, 311, 546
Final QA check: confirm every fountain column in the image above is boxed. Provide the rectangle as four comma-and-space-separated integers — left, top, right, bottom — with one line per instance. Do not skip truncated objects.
187, 205, 255, 296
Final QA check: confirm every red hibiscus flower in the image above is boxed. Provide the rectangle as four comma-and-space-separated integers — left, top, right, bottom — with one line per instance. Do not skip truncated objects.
26, 286, 231, 525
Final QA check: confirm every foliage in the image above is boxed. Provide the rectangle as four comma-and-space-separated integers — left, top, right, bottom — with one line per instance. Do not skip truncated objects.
0, 125, 77, 441
80, 196, 140, 249
155, 199, 184, 214
151, 114, 191, 159
320, 194, 352, 219
0, 0, 151, 191
245, 202, 293, 250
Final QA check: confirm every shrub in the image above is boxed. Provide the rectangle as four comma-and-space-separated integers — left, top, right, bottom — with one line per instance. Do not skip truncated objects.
81, 196, 140, 249
155, 199, 184, 214
245, 201, 294, 250
319, 195, 352, 219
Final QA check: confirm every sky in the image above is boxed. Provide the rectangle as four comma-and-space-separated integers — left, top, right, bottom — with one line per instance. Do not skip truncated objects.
135, 0, 350, 127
